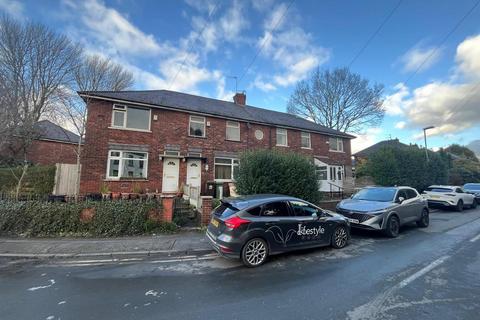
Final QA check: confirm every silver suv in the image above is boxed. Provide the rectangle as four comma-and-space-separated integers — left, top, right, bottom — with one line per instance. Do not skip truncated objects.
336, 186, 429, 237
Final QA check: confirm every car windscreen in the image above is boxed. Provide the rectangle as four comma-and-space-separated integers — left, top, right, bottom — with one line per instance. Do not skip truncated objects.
213, 202, 239, 218
352, 188, 396, 202
464, 184, 480, 191
425, 187, 453, 193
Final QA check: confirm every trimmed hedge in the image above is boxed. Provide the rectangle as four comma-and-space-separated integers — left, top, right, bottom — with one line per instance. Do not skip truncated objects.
235, 149, 321, 203
0, 200, 177, 237
0, 165, 56, 195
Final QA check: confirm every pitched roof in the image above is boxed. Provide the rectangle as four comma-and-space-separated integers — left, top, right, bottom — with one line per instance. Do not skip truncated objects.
354, 139, 408, 158
34, 120, 81, 144
78, 90, 354, 139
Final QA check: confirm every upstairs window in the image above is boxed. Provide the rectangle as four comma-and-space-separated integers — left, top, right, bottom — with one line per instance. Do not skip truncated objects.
301, 132, 311, 148
276, 128, 288, 146
112, 104, 150, 131
107, 150, 148, 179
329, 137, 344, 152
189, 115, 206, 137
226, 121, 240, 141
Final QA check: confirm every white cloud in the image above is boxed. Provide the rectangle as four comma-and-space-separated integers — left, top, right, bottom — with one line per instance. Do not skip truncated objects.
455, 34, 480, 80
383, 83, 410, 115
395, 121, 406, 129
352, 128, 383, 154
64, 0, 161, 57
399, 45, 442, 73
0, 0, 24, 19
255, 3, 331, 88
253, 76, 277, 92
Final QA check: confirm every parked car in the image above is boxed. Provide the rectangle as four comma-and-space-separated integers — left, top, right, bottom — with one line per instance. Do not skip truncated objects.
423, 185, 477, 211
463, 183, 480, 204
336, 186, 429, 238
206, 194, 350, 267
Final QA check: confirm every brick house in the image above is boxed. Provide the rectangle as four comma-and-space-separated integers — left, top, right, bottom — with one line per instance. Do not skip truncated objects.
1, 120, 80, 166
78, 90, 355, 197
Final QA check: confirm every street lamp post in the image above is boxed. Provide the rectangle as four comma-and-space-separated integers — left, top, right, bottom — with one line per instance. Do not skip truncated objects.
423, 126, 435, 161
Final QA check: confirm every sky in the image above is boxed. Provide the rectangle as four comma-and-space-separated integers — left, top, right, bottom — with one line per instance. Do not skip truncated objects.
1, 0, 480, 153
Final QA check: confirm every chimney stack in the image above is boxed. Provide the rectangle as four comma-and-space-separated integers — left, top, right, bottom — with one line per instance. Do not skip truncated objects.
233, 92, 246, 105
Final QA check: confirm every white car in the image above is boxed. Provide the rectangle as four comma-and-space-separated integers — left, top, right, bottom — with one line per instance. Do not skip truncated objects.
423, 185, 477, 211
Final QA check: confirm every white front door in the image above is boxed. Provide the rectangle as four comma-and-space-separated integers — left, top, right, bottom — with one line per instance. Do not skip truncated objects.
162, 158, 179, 192
186, 159, 201, 188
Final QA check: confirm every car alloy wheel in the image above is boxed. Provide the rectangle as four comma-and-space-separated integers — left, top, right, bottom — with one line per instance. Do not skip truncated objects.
242, 238, 268, 267
456, 200, 464, 212
416, 209, 429, 228
332, 226, 348, 249
384, 215, 399, 238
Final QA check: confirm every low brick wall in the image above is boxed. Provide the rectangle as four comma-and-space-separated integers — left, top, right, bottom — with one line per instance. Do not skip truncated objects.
318, 200, 341, 212
200, 196, 213, 226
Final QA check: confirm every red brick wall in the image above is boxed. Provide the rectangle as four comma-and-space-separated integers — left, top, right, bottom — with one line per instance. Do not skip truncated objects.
27, 140, 78, 165
80, 99, 353, 194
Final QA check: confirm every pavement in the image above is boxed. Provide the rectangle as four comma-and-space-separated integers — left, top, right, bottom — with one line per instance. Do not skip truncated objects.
1, 208, 480, 320
0, 230, 213, 259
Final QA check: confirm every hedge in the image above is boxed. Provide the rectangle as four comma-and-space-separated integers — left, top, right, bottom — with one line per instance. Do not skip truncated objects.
0, 200, 177, 237
0, 165, 56, 195
234, 149, 321, 203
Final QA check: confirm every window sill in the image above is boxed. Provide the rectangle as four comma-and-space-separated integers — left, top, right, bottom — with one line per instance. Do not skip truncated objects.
329, 150, 345, 153
108, 126, 152, 133
188, 135, 207, 139
225, 139, 241, 143
301, 147, 312, 150
276, 144, 289, 147
104, 178, 149, 181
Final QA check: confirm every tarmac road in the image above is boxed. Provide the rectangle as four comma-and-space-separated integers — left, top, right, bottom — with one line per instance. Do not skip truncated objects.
1, 208, 479, 320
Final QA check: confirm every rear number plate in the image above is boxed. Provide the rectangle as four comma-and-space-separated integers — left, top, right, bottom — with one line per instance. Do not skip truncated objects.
211, 218, 219, 227
348, 218, 359, 224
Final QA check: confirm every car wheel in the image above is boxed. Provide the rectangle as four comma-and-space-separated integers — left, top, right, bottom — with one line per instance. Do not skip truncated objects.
384, 215, 400, 238
241, 238, 268, 268
331, 226, 349, 249
416, 208, 429, 228
456, 200, 464, 212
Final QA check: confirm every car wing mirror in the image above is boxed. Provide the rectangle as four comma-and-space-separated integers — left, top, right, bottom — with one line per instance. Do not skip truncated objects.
311, 212, 318, 220
398, 196, 405, 204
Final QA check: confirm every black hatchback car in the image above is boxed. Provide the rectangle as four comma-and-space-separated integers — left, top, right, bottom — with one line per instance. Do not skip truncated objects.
206, 194, 350, 267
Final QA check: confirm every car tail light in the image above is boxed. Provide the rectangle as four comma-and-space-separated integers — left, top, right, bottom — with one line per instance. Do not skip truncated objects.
224, 216, 250, 229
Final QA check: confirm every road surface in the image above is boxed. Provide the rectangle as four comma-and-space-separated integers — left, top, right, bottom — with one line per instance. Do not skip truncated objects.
1, 208, 479, 320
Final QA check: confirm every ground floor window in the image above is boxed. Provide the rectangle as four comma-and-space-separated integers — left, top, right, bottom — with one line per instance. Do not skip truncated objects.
316, 166, 328, 180
107, 150, 148, 179
214, 157, 239, 181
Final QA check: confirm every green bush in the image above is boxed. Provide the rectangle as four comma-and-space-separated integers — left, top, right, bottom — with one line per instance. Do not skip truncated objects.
0, 199, 177, 237
234, 149, 320, 203
0, 165, 56, 195
358, 145, 449, 192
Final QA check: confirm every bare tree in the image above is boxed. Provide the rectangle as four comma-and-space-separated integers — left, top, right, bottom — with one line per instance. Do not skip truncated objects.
0, 15, 82, 198
287, 67, 385, 134
58, 54, 134, 199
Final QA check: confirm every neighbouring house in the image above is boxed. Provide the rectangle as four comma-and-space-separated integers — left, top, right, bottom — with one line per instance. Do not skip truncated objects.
1, 120, 81, 166
78, 90, 355, 199
354, 138, 408, 162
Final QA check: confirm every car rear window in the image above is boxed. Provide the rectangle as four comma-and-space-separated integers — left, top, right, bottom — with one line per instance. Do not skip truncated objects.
425, 187, 453, 192
213, 203, 239, 218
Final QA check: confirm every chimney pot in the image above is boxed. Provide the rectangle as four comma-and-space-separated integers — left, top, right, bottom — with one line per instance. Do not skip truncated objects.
233, 92, 246, 105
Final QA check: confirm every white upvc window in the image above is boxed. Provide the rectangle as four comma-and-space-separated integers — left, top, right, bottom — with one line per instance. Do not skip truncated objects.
111, 104, 150, 131
301, 132, 311, 149
329, 137, 344, 152
214, 157, 239, 181
106, 150, 148, 179
189, 115, 206, 137
316, 166, 328, 180
226, 121, 240, 141
276, 128, 288, 146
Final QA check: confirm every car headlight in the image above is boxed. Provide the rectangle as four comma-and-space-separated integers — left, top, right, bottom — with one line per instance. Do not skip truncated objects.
369, 209, 387, 215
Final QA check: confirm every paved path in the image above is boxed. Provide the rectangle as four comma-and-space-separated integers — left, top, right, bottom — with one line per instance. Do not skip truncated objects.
0, 231, 212, 258
1, 208, 479, 320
